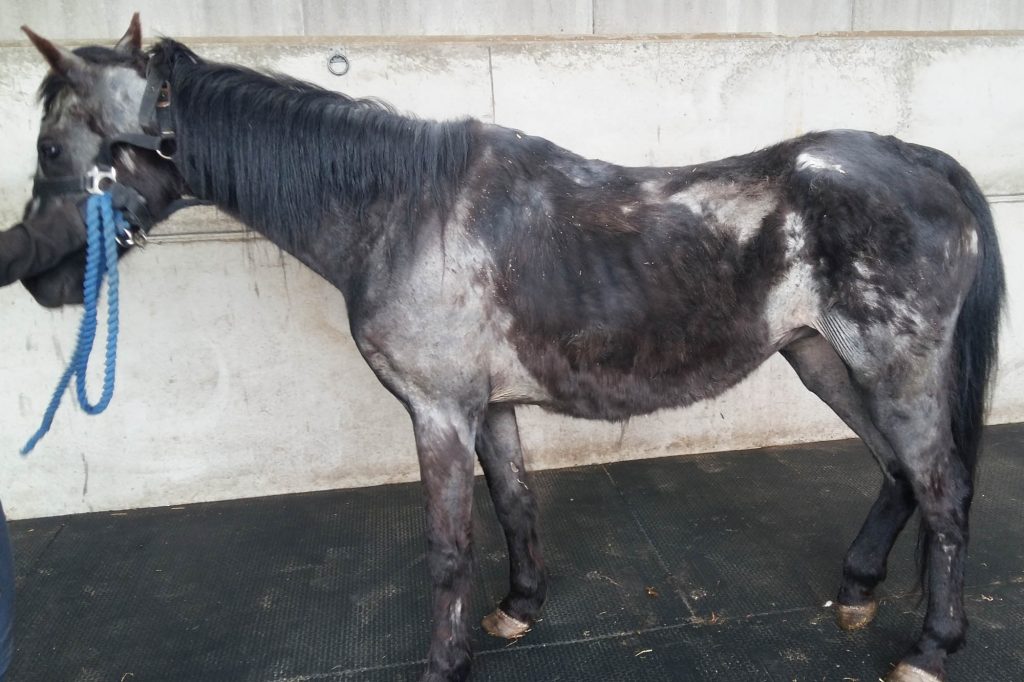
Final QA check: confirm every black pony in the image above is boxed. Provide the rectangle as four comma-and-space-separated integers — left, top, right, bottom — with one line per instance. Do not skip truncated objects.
9, 16, 1004, 682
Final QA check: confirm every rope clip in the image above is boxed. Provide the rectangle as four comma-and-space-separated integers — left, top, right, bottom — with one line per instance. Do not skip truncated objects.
86, 165, 117, 195
116, 225, 148, 249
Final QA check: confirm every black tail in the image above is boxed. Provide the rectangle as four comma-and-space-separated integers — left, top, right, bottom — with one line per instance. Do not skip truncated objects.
913, 158, 1005, 590
947, 164, 1005, 482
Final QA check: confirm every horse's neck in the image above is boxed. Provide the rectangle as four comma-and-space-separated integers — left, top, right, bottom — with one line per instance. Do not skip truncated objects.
259, 210, 379, 295
174, 99, 472, 295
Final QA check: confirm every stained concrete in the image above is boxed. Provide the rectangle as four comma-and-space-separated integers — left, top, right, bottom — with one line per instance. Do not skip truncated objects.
594, 0, 855, 35
853, 0, 1024, 32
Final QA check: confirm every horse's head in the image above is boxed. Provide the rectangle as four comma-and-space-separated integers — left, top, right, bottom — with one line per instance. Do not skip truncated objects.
15, 14, 187, 307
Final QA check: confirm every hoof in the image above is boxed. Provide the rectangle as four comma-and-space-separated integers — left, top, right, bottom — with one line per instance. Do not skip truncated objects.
836, 600, 878, 631
481, 608, 531, 639
886, 663, 944, 682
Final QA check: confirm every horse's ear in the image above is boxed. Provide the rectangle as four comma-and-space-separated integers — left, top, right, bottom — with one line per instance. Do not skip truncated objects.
115, 12, 142, 54
21, 26, 89, 87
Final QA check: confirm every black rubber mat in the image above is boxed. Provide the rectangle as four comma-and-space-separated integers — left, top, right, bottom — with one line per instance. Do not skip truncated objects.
6, 423, 1023, 681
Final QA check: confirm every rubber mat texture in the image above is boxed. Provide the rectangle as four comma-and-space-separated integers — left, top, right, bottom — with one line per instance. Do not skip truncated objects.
6, 423, 1023, 681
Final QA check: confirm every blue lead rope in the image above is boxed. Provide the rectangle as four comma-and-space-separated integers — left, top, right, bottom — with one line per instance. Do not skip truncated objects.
22, 193, 125, 455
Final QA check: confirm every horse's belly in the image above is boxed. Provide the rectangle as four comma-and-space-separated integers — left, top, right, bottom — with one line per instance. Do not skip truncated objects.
508, 337, 774, 421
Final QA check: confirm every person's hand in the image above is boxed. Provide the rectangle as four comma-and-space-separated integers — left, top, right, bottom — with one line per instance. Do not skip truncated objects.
0, 202, 87, 289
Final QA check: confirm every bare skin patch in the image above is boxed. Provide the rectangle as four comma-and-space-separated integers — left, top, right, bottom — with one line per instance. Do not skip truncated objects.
816, 313, 871, 372
665, 180, 777, 245
967, 228, 979, 254
763, 213, 821, 344
796, 152, 846, 174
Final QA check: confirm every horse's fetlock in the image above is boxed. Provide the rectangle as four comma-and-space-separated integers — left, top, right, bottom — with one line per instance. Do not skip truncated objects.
924, 617, 967, 653
842, 556, 886, 591
425, 641, 472, 682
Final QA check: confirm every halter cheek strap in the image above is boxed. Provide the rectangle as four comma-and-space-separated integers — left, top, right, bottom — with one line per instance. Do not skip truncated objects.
96, 57, 178, 167
137, 78, 177, 159
29, 55, 208, 249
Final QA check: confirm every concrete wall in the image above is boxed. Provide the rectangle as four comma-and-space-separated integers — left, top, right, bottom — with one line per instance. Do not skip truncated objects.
0, 6, 1022, 519
3, 0, 1024, 40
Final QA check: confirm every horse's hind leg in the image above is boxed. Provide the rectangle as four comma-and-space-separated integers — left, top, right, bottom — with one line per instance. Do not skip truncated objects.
837, 337, 970, 682
868, 383, 970, 680
782, 335, 916, 630
475, 403, 547, 639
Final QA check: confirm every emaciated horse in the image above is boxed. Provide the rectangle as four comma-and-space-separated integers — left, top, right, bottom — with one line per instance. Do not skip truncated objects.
8, 15, 1004, 682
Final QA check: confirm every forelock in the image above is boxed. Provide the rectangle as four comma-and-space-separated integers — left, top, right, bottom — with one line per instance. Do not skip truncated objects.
38, 45, 145, 116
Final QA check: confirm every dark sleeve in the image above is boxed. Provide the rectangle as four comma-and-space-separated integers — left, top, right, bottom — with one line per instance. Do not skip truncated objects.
0, 224, 40, 287
0, 500, 13, 677
0, 218, 86, 288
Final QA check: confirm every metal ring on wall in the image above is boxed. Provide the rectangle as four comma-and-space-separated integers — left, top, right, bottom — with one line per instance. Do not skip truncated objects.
327, 51, 350, 76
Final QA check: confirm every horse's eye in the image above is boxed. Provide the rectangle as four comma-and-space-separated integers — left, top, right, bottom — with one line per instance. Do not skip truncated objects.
37, 141, 62, 161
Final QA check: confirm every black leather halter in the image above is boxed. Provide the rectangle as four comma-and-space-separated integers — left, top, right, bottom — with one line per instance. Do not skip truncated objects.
30, 55, 207, 249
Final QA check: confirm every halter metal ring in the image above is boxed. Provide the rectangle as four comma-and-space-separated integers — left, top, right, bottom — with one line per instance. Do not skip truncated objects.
86, 165, 117, 195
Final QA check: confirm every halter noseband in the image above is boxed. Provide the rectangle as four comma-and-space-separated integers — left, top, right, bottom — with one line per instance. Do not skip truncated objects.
30, 54, 203, 249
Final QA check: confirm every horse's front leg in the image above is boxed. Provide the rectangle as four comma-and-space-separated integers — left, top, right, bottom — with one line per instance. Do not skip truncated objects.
476, 403, 546, 639
411, 405, 481, 682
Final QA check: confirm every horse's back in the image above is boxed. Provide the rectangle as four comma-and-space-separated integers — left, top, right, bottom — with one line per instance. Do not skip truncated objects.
407, 127, 987, 419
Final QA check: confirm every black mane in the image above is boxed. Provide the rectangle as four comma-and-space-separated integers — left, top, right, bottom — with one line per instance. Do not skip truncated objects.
152, 39, 475, 248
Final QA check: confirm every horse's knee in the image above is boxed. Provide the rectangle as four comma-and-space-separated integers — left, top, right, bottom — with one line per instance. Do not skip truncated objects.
427, 544, 472, 588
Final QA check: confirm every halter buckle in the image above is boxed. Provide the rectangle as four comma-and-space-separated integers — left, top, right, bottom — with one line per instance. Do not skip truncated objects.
86, 165, 117, 195
115, 224, 148, 249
